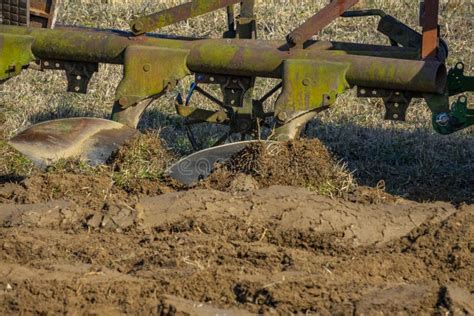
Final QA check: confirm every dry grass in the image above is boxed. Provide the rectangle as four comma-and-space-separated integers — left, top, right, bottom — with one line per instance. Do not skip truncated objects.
0, 0, 472, 202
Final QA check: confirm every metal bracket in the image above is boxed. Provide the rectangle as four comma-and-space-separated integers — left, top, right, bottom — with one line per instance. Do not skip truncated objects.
42, 60, 98, 94
194, 73, 256, 133
194, 73, 254, 111
448, 62, 474, 96
357, 87, 414, 121
236, 16, 256, 39
433, 95, 474, 135
112, 46, 191, 128
271, 60, 350, 141
275, 59, 349, 121
0, 33, 35, 81
236, 0, 256, 39
378, 15, 422, 50
377, 14, 447, 60
65, 62, 98, 94
176, 103, 229, 124
221, 76, 253, 108
383, 93, 412, 121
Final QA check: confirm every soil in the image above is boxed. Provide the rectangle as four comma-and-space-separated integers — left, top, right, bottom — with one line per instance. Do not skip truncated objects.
0, 140, 472, 315
204, 140, 349, 194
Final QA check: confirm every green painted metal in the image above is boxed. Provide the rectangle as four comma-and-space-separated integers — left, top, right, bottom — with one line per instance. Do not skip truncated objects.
112, 46, 191, 127
0, 25, 420, 62
0, 24, 456, 133
116, 46, 190, 107
0, 33, 34, 80
275, 60, 349, 113
176, 105, 229, 124
186, 40, 446, 93
433, 96, 474, 135
448, 62, 474, 96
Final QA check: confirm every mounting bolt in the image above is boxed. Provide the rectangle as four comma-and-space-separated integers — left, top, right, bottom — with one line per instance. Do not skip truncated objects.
133, 21, 143, 33
143, 64, 151, 72
276, 111, 288, 122
287, 32, 302, 46
119, 96, 129, 107
302, 78, 311, 86
435, 113, 450, 126
197, 74, 205, 82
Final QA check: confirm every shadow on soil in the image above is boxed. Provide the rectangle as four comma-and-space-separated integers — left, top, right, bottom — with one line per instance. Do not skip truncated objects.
142, 108, 473, 204
0, 175, 25, 185
306, 119, 474, 204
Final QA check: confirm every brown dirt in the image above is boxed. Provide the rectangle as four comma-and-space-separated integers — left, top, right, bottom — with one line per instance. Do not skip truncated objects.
0, 185, 472, 315
0, 141, 472, 315
204, 140, 353, 195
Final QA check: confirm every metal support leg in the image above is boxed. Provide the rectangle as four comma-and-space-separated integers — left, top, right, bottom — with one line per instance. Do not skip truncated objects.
420, 0, 439, 60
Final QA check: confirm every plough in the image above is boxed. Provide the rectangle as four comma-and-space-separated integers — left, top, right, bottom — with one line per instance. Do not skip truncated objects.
0, 0, 472, 184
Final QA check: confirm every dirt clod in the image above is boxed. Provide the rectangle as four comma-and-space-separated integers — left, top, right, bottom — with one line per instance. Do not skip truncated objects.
205, 140, 353, 195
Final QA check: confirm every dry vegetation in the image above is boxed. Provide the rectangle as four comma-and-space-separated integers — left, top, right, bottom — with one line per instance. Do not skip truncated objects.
0, 0, 472, 202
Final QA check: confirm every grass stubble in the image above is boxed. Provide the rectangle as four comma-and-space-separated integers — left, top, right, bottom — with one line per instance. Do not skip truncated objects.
0, 0, 472, 203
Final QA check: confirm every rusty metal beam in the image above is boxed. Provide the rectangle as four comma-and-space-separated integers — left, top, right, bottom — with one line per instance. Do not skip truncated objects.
130, 0, 242, 35
421, 0, 439, 60
287, 0, 359, 48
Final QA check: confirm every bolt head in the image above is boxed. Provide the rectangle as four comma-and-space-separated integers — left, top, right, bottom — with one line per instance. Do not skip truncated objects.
277, 111, 288, 122
197, 75, 205, 82
133, 21, 143, 32
238, 120, 250, 131
119, 96, 129, 107
143, 64, 151, 72
302, 78, 311, 86
435, 113, 450, 126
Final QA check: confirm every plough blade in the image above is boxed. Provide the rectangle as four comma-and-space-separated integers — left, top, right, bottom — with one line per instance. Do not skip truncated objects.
167, 140, 278, 186
9, 118, 137, 168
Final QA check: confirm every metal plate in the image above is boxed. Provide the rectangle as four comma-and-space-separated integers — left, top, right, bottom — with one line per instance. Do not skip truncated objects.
167, 140, 278, 186
9, 118, 138, 168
